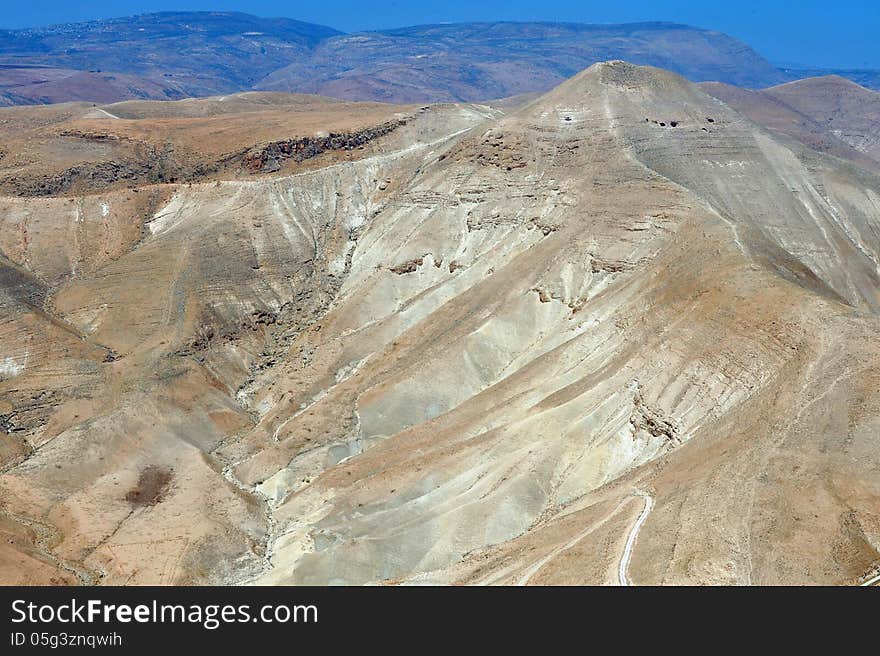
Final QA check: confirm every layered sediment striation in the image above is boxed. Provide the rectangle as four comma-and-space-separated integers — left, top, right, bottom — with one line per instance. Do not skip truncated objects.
1, 65, 879, 586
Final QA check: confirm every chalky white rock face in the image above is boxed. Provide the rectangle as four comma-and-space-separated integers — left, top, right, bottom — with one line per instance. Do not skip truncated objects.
1, 64, 879, 586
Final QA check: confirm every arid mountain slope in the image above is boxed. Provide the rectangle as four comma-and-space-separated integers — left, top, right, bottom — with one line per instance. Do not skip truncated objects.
257, 21, 786, 102
781, 68, 880, 93
702, 76, 880, 170
3, 13, 880, 108
0, 12, 341, 103
1, 14, 790, 105
0, 98, 493, 584
0, 68, 185, 107
0, 93, 418, 196
0, 63, 878, 586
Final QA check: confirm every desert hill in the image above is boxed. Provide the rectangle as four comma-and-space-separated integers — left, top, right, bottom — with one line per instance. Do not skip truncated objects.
702, 76, 880, 170
0, 62, 878, 585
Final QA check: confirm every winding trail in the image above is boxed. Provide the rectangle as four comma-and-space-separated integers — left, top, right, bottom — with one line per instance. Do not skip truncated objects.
618, 491, 654, 586
861, 572, 880, 587
516, 499, 629, 586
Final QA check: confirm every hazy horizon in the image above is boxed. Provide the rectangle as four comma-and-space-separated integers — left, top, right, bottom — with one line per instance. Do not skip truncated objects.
0, 1, 877, 70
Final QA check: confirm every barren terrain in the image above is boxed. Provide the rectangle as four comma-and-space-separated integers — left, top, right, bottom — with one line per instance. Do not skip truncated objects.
2, 12, 861, 107
702, 76, 880, 171
1, 63, 879, 586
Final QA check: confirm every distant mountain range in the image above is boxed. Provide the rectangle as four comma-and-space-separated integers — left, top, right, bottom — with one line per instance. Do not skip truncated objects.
254, 20, 789, 102
0, 11, 876, 106
0, 12, 341, 105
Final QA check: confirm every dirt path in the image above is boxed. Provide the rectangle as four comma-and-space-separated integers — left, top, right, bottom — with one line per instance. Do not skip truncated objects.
95, 108, 121, 120
618, 491, 653, 586
516, 498, 631, 586
861, 572, 880, 587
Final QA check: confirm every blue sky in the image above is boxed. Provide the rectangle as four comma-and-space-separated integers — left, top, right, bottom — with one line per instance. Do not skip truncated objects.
1, 1, 878, 69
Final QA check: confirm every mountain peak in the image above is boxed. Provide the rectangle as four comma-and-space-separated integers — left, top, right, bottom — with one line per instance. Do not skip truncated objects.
532, 60, 697, 109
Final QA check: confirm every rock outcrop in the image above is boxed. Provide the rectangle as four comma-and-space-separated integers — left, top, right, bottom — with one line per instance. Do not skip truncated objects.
1, 64, 879, 586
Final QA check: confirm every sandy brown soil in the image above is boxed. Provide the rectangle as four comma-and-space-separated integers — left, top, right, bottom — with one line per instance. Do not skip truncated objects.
701, 76, 880, 172
0, 92, 418, 197
0, 64, 878, 586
